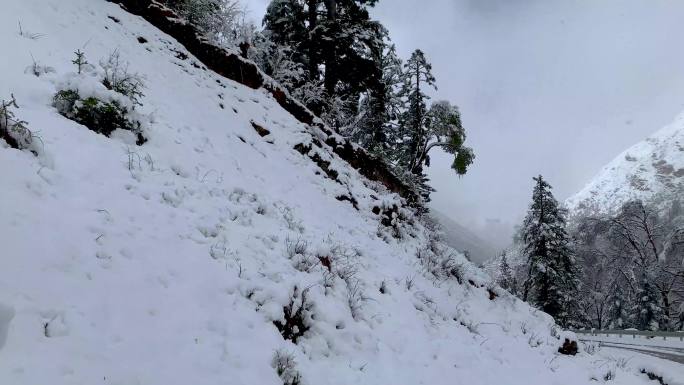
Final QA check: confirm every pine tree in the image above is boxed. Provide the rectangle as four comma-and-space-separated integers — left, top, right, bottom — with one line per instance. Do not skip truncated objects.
676, 305, 684, 331
632, 271, 663, 331
263, 0, 384, 119
166, 0, 242, 46
262, 0, 308, 73
497, 252, 515, 293
262, 44, 305, 91
606, 282, 630, 329
349, 41, 404, 155
519, 175, 581, 327
398, 49, 435, 172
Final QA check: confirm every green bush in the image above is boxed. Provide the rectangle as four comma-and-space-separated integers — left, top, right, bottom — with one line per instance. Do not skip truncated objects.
53, 90, 146, 145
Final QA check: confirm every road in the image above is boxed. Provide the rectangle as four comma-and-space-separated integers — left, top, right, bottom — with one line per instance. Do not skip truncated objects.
601, 343, 684, 364
579, 338, 684, 365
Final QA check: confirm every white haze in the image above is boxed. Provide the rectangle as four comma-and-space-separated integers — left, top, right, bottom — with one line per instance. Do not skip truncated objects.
246, 0, 684, 250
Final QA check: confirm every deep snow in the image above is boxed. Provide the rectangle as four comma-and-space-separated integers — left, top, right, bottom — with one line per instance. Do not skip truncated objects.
0, 0, 681, 383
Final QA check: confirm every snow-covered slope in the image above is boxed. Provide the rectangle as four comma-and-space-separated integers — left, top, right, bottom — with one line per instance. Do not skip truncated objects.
0, 1, 677, 383
566, 113, 684, 215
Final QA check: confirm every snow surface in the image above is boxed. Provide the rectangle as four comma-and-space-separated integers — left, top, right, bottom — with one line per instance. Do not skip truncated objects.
566, 112, 684, 215
587, 344, 684, 385
0, 0, 680, 383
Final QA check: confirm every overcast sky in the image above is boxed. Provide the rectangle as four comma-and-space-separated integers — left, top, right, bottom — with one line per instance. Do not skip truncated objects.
246, 0, 684, 247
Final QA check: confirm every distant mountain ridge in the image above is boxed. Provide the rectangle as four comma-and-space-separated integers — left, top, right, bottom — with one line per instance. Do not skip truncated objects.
431, 210, 498, 264
566, 112, 684, 215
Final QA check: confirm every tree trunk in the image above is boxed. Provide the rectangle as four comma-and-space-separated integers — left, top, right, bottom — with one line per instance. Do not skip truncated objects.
661, 289, 671, 331
306, 0, 319, 82
323, 0, 338, 96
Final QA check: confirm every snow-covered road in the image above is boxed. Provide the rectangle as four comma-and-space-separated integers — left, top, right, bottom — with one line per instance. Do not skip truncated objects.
579, 333, 684, 365
602, 344, 684, 365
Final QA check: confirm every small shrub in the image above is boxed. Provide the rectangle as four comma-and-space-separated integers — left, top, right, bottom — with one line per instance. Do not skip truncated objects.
379, 280, 388, 294
346, 280, 367, 320
640, 369, 665, 385
18, 21, 44, 40
520, 322, 529, 335
292, 253, 318, 273
0, 94, 35, 152
528, 333, 543, 348
25, 55, 55, 77
100, 50, 145, 106
271, 350, 302, 385
326, 243, 360, 283
281, 206, 304, 233
72, 50, 88, 75
285, 236, 308, 258
273, 286, 312, 344
53, 90, 146, 145
583, 341, 599, 355
603, 370, 615, 381
486, 285, 498, 300
404, 275, 415, 291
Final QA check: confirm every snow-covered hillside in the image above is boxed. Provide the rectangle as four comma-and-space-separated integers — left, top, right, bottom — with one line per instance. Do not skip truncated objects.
566, 112, 684, 215
0, 0, 679, 383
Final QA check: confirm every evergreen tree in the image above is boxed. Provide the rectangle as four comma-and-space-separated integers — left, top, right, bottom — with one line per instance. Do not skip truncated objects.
519, 175, 581, 327
676, 304, 684, 331
349, 41, 404, 155
497, 251, 515, 293
398, 49, 435, 172
262, 0, 308, 73
606, 282, 630, 329
263, 0, 384, 119
632, 271, 663, 331
166, 0, 242, 46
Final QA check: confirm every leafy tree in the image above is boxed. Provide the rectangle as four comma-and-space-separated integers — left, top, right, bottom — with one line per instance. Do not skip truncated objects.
422, 101, 474, 174
396, 51, 473, 177
519, 175, 581, 327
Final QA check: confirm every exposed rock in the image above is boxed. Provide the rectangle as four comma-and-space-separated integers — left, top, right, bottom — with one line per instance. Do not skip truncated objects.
558, 338, 578, 355
250, 120, 270, 137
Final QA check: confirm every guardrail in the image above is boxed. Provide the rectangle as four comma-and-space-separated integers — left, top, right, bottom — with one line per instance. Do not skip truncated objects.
572, 329, 684, 341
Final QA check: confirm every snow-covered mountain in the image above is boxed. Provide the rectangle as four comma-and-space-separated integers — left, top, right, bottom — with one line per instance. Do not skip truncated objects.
0, 0, 679, 384
430, 210, 498, 264
566, 113, 684, 215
